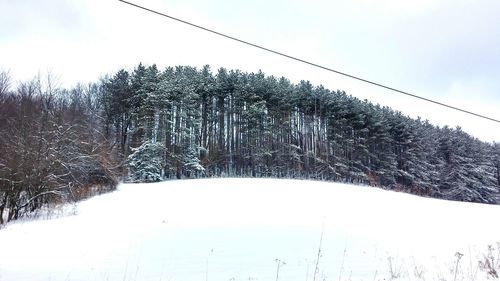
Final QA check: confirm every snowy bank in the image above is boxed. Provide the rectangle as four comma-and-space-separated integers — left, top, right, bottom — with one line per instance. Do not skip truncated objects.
0, 178, 499, 281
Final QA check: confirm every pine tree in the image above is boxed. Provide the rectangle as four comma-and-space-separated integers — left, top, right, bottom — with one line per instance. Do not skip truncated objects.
101, 69, 133, 156
493, 143, 500, 191
126, 141, 166, 183
183, 145, 205, 178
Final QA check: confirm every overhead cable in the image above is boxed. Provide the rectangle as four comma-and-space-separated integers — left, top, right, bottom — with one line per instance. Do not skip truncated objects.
117, 0, 500, 124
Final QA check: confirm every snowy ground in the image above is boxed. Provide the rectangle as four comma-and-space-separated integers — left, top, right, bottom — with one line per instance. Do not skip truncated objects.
0, 178, 499, 281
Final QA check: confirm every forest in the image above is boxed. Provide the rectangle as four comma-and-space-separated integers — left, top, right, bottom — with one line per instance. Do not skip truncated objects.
1, 64, 500, 224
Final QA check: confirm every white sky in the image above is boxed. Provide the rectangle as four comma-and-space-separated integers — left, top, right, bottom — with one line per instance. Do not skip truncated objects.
1, 0, 499, 142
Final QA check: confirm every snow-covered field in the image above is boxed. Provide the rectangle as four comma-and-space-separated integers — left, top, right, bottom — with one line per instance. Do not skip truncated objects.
0, 178, 499, 281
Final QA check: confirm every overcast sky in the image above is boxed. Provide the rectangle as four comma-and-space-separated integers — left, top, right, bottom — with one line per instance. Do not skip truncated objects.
1, 0, 499, 142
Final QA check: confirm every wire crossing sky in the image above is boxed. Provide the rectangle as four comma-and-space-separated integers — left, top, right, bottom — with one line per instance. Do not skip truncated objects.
118, 0, 500, 124
2, 0, 499, 141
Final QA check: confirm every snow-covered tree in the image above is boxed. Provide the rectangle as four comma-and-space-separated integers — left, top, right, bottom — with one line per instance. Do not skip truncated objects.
183, 146, 205, 178
126, 141, 166, 183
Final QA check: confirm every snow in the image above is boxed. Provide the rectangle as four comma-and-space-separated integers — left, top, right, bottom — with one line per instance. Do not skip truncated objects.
0, 178, 499, 281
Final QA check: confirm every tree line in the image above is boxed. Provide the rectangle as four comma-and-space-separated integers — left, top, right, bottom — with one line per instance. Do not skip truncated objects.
1, 63, 500, 224
102, 63, 500, 204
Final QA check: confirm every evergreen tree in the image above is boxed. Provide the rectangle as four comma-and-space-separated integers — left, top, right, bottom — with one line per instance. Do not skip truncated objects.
493, 143, 500, 189
126, 141, 166, 183
101, 69, 132, 156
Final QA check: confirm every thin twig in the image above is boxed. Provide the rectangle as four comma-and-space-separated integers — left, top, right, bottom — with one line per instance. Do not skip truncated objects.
313, 218, 325, 281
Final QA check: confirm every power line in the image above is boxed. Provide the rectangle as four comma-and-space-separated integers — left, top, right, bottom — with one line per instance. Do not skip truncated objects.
117, 0, 500, 124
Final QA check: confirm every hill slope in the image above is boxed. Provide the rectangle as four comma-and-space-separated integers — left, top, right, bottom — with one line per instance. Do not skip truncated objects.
0, 178, 499, 281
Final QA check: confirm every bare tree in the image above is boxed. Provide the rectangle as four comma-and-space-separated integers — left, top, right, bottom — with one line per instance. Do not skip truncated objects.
0, 74, 117, 225
0, 70, 11, 97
